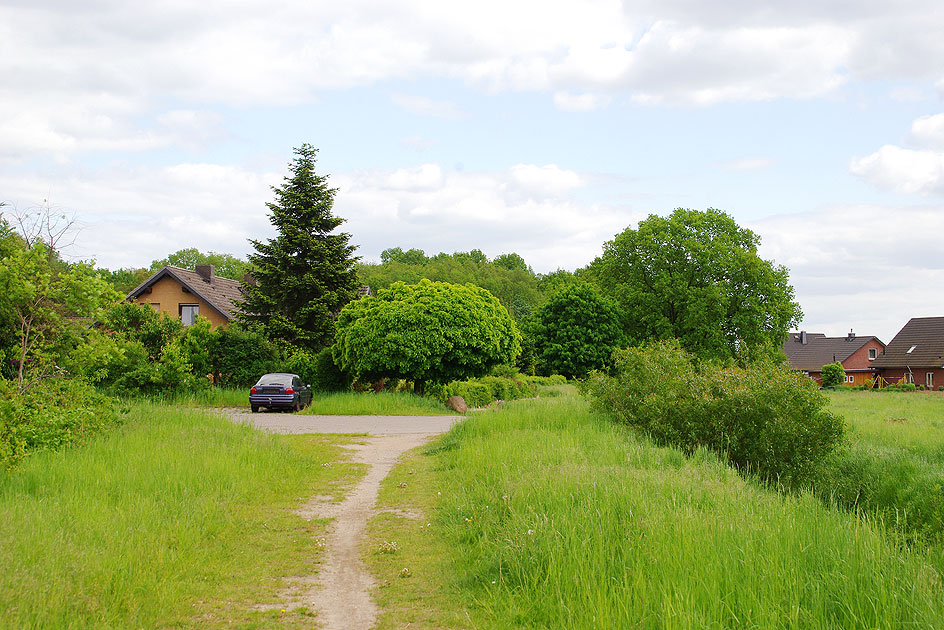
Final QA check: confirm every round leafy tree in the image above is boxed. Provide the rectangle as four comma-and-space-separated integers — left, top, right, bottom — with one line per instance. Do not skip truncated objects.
237, 144, 359, 348
591, 208, 801, 362
529, 283, 623, 378
820, 361, 845, 388
333, 279, 521, 395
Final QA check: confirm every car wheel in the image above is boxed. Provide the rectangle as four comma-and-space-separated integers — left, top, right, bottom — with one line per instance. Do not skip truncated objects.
251, 405, 259, 413
293, 399, 302, 413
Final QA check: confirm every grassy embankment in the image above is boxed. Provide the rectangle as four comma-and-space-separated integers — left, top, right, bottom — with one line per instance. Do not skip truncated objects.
367, 392, 944, 629
820, 390, 944, 543
0, 404, 366, 629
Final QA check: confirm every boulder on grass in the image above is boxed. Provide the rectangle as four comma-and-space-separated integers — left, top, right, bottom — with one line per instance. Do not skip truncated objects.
445, 396, 467, 413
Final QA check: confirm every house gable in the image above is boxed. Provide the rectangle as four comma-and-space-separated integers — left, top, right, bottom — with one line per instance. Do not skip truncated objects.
126, 265, 243, 328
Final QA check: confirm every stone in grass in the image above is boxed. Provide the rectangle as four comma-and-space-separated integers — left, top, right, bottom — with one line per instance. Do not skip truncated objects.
446, 396, 467, 413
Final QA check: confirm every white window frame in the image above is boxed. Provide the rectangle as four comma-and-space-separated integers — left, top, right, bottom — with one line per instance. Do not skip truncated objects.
179, 303, 199, 327
927, 372, 934, 389
845, 375, 854, 384
868, 348, 877, 360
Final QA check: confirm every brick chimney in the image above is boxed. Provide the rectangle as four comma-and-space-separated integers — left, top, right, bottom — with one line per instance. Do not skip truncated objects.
847, 329, 855, 341
195, 265, 215, 282
800, 331, 807, 345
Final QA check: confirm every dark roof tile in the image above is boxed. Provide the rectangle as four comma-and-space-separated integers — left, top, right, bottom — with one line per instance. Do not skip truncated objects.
783, 332, 881, 372
870, 317, 944, 369
126, 266, 244, 321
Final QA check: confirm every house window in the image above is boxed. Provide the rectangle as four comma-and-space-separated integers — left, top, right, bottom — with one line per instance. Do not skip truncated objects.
149, 303, 160, 311
180, 304, 199, 326
845, 375, 854, 384
868, 348, 877, 360
927, 373, 934, 389
905, 372, 914, 384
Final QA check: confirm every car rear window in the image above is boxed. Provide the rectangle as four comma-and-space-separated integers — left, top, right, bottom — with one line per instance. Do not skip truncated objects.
256, 374, 291, 385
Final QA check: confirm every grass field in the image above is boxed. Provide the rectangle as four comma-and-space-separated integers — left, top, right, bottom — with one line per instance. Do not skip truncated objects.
303, 391, 455, 416
367, 394, 944, 629
819, 390, 944, 543
0, 404, 365, 629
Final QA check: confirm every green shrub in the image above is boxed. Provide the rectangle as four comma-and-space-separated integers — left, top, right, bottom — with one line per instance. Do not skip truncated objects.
208, 325, 279, 387
821, 362, 845, 388
581, 340, 846, 487
444, 373, 533, 407
0, 378, 125, 469
310, 347, 353, 392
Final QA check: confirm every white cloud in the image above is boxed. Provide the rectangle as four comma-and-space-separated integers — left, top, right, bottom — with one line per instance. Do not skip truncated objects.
751, 203, 944, 342
553, 91, 612, 112
910, 113, 944, 149
509, 164, 585, 197
4, 0, 944, 164
850, 145, 944, 195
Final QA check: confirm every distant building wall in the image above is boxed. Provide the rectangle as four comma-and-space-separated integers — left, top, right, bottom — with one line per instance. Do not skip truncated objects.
131, 275, 229, 328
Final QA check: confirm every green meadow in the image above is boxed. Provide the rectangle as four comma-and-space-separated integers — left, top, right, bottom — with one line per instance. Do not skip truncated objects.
3, 389, 944, 628
368, 393, 944, 629
0, 404, 365, 629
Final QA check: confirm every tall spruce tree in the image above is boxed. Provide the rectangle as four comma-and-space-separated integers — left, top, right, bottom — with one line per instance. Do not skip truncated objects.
237, 144, 359, 348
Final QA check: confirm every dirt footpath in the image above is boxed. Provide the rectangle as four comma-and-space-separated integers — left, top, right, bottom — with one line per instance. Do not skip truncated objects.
219, 409, 459, 629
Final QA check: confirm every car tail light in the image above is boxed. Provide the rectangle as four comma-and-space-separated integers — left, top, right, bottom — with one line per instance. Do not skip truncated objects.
285, 387, 295, 394
250, 387, 257, 393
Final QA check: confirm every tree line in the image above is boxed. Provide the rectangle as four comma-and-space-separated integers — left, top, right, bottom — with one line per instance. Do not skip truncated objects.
1, 143, 801, 465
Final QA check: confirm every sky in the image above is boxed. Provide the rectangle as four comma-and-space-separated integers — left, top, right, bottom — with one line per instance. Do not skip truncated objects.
2, 0, 944, 343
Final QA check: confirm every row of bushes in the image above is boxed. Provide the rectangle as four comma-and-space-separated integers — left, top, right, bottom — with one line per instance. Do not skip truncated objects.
0, 378, 126, 469
63, 303, 355, 395
434, 372, 567, 409
581, 340, 846, 487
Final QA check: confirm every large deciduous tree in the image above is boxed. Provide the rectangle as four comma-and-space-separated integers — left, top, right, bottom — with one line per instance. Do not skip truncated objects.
0, 205, 119, 388
237, 144, 359, 348
591, 208, 801, 362
333, 279, 521, 395
528, 283, 623, 378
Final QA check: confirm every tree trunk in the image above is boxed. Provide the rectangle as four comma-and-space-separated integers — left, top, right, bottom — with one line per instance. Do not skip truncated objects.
414, 380, 425, 397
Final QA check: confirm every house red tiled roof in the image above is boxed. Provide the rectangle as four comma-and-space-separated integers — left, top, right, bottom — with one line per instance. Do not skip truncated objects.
870, 317, 944, 369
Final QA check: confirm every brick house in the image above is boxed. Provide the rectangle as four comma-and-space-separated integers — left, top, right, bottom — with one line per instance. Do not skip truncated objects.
783, 330, 886, 386
870, 317, 944, 390
126, 265, 243, 328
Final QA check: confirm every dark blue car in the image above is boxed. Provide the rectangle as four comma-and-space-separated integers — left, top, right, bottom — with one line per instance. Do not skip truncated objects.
249, 373, 312, 413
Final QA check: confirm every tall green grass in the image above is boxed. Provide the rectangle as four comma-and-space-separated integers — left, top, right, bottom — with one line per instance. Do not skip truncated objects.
138, 386, 249, 407
820, 391, 944, 543
303, 391, 454, 416
382, 395, 944, 628
0, 403, 363, 628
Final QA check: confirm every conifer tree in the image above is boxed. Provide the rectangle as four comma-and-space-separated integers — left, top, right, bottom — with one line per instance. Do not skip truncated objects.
237, 144, 358, 348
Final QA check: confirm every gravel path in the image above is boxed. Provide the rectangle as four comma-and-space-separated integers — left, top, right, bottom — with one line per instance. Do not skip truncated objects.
218, 408, 459, 629
224, 408, 460, 435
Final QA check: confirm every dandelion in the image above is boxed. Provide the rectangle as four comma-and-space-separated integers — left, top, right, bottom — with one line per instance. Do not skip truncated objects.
527, 529, 535, 535
378, 540, 400, 554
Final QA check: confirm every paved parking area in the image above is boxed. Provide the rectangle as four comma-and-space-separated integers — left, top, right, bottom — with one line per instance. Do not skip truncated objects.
220, 408, 462, 435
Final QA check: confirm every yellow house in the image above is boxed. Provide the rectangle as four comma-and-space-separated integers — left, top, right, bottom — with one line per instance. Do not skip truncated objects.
126, 265, 243, 328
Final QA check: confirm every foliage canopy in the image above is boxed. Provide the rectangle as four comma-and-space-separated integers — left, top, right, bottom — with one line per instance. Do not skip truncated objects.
333, 279, 521, 394
591, 208, 801, 361
529, 283, 622, 378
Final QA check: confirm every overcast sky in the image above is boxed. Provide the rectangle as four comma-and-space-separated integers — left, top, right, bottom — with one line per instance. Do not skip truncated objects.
3, 0, 944, 343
